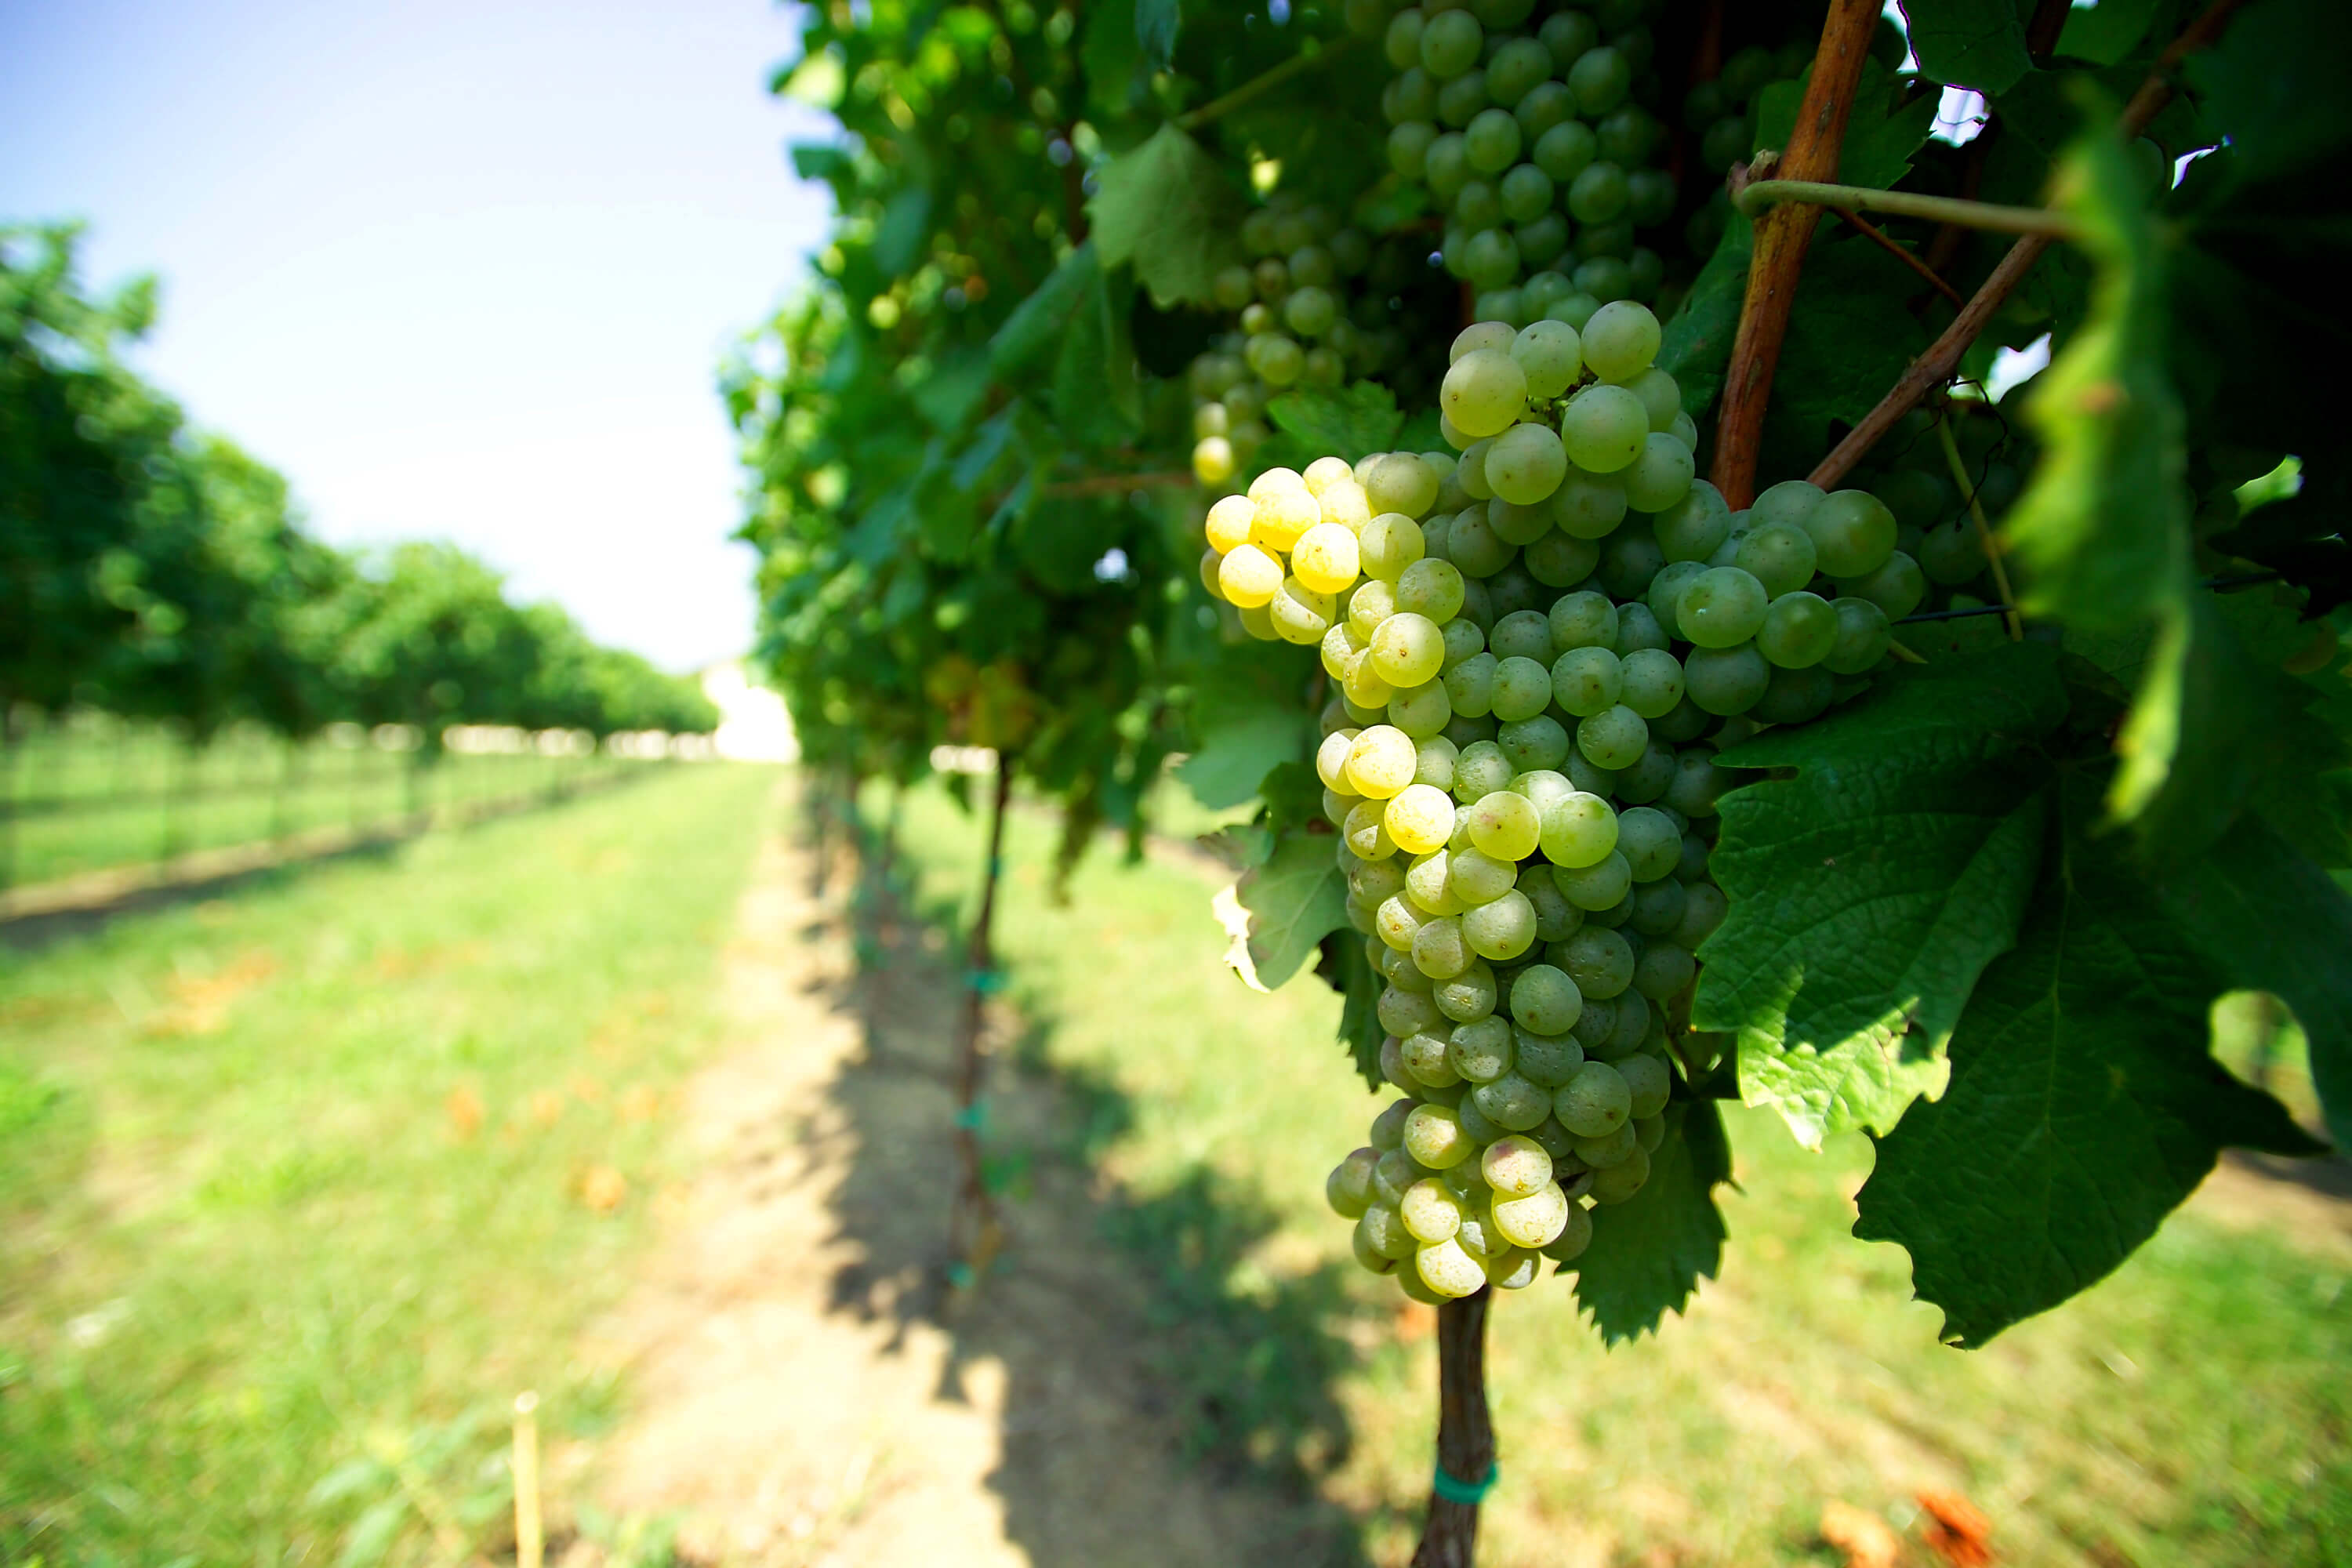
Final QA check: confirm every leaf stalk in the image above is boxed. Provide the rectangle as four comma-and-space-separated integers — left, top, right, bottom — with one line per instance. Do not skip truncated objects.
1738, 180, 2079, 239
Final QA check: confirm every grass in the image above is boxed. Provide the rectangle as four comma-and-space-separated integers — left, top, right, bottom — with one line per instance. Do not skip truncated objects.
869, 778, 2352, 1568
0, 761, 779, 1566
2, 715, 641, 892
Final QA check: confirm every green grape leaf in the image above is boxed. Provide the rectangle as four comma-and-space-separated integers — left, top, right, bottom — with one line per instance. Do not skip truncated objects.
913, 347, 993, 433
872, 187, 934, 279
1232, 826, 1348, 989
1174, 702, 1313, 809
990, 243, 1103, 380
1087, 122, 1242, 310
1570, 1101, 1731, 1344
1752, 56, 1937, 191
1317, 929, 1388, 1088
1050, 261, 1143, 447
1762, 236, 1931, 477
2055, 0, 2164, 65
1856, 786, 2321, 1347
1082, 3, 1145, 119
1135, 0, 1181, 71
1265, 380, 1406, 463
1657, 207, 1751, 424
2158, 809, 2352, 1152
1697, 643, 2067, 1147
2005, 122, 2190, 633
1897, 0, 2034, 95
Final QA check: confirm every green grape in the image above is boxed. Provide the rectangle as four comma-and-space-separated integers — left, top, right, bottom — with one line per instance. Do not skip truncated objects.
1575, 1117, 1638, 1168
1210, 267, 1256, 313
1508, 963, 1584, 1034
1401, 1178, 1466, 1243
1632, 940, 1694, 1002
1573, 255, 1635, 302
1445, 713, 1499, 750
1489, 608, 1553, 662
1566, 45, 1631, 113
1611, 738, 1674, 804
1523, 872, 1581, 945
1511, 319, 1582, 398
1347, 722, 1418, 798
1284, 286, 1338, 338
1532, 118, 1598, 183
1664, 748, 1730, 818
1442, 347, 1528, 439
1450, 320, 1518, 362
1733, 522, 1817, 597
1425, 132, 1472, 201
1347, 575, 1399, 639
1486, 423, 1569, 505
1515, 80, 1575, 139
1538, 9, 1599, 66
1467, 0, 1534, 27
1389, 678, 1454, 739
1803, 488, 1898, 577
1561, 384, 1649, 473
1655, 478, 1730, 562
1456, 746, 1515, 810
1498, 162, 1554, 223
1579, 300, 1661, 383
1548, 590, 1617, 651
1449, 1014, 1515, 1083
1455, 178, 1504, 230
1481, 1133, 1553, 1196
1385, 7, 1428, 69
1580, 216, 1635, 259
1370, 1097, 1416, 1152
1576, 703, 1648, 770
1289, 245, 1336, 289
1568, 160, 1631, 224
1497, 713, 1571, 772
1456, 440, 1497, 502
1464, 888, 1538, 959
1874, 467, 1951, 530
1465, 107, 1524, 172
1489, 655, 1552, 722
1416, 1234, 1489, 1297
1835, 550, 1926, 620
1620, 366, 1681, 431
1753, 662, 1834, 725
1555, 1058, 1632, 1137
1619, 647, 1685, 718
1404, 1102, 1479, 1168
1512, 1027, 1585, 1086
1918, 520, 1987, 585
1613, 601, 1669, 655
1671, 880, 1727, 948
1621, 432, 1695, 513
1750, 477, 1825, 532
1420, 9, 1483, 77
1302, 347, 1346, 387
1443, 651, 1499, 719
1436, 68, 1491, 129
1466, 786, 1541, 860
1596, 103, 1661, 164
1628, 167, 1677, 226
1645, 558, 1704, 630
1615, 805, 1679, 881
1537, 788, 1615, 869
1359, 514, 1427, 583
1544, 290, 1603, 330
1490, 1182, 1570, 1248
1550, 646, 1623, 717
1379, 983, 1446, 1039
1537, 1199, 1594, 1261
1448, 844, 1519, 905
1682, 641, 1769, 715
1357, 1203, 1415, 1263
1433, 960, 1499, 1023
1756, 590, 1838, 669
1401, 1022, 1461, 1079
1328, 1147, 1379, 1217
1524, 529, 1600, 586
1628, 877, 1686, 937
1367, 452, 1443, 518
1473, 1072, 1553, 1134
1555, 849, 1632, 912
1464, 228, 1521, 289
1514, 213, 1571, 268
1598, 524, 1664, 601
1651, 695, 1709, 743
1398, 557, 1468, 622
1552, 466, 1629, 539
1823, 596, 1893, 675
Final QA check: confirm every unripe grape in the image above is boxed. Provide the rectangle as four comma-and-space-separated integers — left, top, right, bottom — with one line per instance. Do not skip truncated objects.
1447, 844, 1518, 905
1442, 348, 1528, 439
1511, 318, 1582, 399
1498, 162, 1554, 223
1576, 703, 1648, 770
1452, 738, 1514, 802
1403, 1102, 1479, 1168
1347, 724, 1419, 799
1560, 383, 1649, 473
1386, 782, 1458, 855
1370, 611, 1447, 688
1292, 521, 1363, 594
1735, 521, 1819, 597
1488, 655, 1552, 722
1555, 850, 1632, 913
1270, 577, 1336, 644
1823, 596, 1894, 675
1384, 6, 1427, 71
1676, 565, 1768, 647
1588, 1142, 1650, 1204
1580, 299, 1662, 383
1555, 1058, 1632, 1137
1622, 432, 1695, 513
1416, 1235, 1489, 1297
1218, 543, 1283, 608
1507, 962, 1584, 1034
1367, 455, 1443, 522
1566, 43, 1631, 113
1538, 789, 1617, 869
1837, 550, 1926, 621
1347, 576, 1399, 638
1464, 107, 1523, 172
1402, 1178, 1466, 1243
1329, 1147, 1379, 1217
1420, 9, 1483, 78
1486, 423, 1569, 504
1397, 557, 1468, 622
1751, 477, 1826, 532
1320, 477, 1373, 533
1757, 590, 1838, 668
1490, 1181, 1571, 1247
1472, 1071, 1552, 1131
1655, 478, 1730, 562
1253, 488, 1321, 552
1462, 887, 1537, 960
1682, 641, 1771, 715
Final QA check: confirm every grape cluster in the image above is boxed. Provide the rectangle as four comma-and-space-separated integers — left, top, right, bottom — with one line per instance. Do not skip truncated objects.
1372, 0, 1679, 328
1198, 300, 1917, 1302
1188, 196, 1438, 489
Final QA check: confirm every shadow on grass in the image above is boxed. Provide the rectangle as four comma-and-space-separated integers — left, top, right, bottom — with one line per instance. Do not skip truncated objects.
0, 768, 660, 956
809, 848, 1374, 1568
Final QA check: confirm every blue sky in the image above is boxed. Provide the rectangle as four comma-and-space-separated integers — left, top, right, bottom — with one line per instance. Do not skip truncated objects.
0, 0, 835, 673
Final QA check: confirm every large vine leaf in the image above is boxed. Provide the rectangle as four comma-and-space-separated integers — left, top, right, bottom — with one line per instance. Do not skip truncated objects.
1230, 826, 1347, 989
1173, 702, 1312, 808
1316, 929, 1387, 1088
1568, 1101, 1732, 1344
1656, 208, 1751, 424
1857, 784, 2321, 1347
1897, 0, 2034, 96
1762, 237, 1933, 477
1697, 644, 2067, 1147
2158, 810, 2352, 1152
1264, 381, 1406, 465
1087, 122, 1241, 310
1753, 56, 1938, 191
990, 242, 1102, 380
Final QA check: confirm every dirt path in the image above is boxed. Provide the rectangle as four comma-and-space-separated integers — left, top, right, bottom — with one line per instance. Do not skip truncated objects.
582, 788, 1355, 1568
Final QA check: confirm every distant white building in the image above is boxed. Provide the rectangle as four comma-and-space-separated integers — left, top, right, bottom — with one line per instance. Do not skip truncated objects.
702, 660, 799, 763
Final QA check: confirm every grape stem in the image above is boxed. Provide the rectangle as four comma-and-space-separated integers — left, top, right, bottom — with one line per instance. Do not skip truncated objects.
1706, 0, 1885, 510
1174, 38, 1355, 134
1935, 413, 2024, 641
1737, 181, 2080, 240
1410, 1285, 1495, 1568
1809, 0, 2249, 490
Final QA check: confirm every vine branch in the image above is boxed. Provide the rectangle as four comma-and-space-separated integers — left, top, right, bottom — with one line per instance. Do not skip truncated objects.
1410, 1286, 1495, 1568
1810, 0, 2247, 490
1738, 180, 2078, 238
1707, 0, 1883, 510
1174, 39, 1355, 133
1831, 207, 1965, 306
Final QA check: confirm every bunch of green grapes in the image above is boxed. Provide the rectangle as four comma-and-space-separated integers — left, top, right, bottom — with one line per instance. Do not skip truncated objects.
1188, 195, 1442, 488
1198, 301, 1915, 1302
1370, 0, 1679, 330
